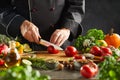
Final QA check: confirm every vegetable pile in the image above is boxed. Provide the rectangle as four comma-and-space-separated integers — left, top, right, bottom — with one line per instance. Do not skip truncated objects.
74, 28, 120, 79
74, 29, 105, 52
26, 28, 120, 79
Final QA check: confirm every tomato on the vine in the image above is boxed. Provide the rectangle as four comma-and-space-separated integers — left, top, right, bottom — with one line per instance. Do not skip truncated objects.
80, 62, 98, 78
65, 46, 78, 57
47, 45, 59, 54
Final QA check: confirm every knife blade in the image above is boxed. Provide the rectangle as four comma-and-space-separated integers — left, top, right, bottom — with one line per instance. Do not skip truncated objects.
39, 39, 63, 50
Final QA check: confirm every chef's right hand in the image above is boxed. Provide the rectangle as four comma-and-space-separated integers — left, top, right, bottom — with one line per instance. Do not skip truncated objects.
20, 20, 41, 44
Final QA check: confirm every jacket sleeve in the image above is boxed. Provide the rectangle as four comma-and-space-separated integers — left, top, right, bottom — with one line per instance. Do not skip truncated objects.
0, 1, 25, 38
60, 0, 85, 40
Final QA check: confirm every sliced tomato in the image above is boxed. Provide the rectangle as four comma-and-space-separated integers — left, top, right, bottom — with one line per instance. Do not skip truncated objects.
47, 45, 59, 54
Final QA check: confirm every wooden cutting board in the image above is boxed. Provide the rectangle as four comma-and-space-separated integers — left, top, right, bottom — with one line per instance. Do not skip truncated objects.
22, 51, 73, 61
35, 51, 73, 61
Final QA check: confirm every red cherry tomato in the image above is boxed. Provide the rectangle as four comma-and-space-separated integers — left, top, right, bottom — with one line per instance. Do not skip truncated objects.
90, 46, 102, 56
80, 62, 98, 78
47, 45, 59, 54
100, 47, 112, 56
74, 55, 86, 60
65, 46, 78, 57
0, 44, 8, 56
0, 59, 5, 66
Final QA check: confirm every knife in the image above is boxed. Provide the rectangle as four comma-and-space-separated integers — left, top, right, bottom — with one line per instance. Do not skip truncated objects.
39, 39, 63, 50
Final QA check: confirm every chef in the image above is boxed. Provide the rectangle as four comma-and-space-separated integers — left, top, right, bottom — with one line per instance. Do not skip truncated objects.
0, 0, 85, 50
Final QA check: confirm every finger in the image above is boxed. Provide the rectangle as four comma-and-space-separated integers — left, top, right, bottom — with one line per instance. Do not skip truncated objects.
24, 31, 34, 42
59, 36, 67, 46
31, 29, 40, 43
31, 33, 38, 43
50, 30, 58, 42
50, 32, 56, 43
37, 29, 41, 39
50, 31, 60, 44
55, 34, 64, 46
36, 28, 41, 42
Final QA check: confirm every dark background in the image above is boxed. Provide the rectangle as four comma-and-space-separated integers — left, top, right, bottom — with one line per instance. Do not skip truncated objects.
81, 0, 120, 35
0, 0, 120, 35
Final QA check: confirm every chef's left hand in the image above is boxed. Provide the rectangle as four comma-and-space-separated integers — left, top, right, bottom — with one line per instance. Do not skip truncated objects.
50, 28, 70, 46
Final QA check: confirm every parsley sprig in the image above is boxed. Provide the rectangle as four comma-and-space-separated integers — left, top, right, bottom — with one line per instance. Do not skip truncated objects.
98, 55, 120, 80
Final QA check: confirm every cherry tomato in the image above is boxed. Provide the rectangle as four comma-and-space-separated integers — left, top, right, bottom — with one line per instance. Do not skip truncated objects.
100, 47, 112, 56
0, 59, 5, 66
80, 62, 98, 78
90, 46, 102, 56
65, 46, 78, 57
74, 55, 86, 60
47, 45, 59, 54
0, 44, 8, 56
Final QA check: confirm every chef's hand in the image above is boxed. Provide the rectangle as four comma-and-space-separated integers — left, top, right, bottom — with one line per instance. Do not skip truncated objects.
20, 20, 41, 44
50, 28, 70, 46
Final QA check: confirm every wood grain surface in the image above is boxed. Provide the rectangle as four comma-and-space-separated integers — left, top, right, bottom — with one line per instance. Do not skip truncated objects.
35, 51, 72, 61
21, 51, 73, 61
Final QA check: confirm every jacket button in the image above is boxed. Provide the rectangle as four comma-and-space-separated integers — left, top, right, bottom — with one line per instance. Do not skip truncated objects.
50, 24, 54, 27
31, 8, 37, 12
50, 7, 55, 11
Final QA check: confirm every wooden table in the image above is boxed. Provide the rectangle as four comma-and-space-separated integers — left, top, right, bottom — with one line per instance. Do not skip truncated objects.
40, 70, 82, 80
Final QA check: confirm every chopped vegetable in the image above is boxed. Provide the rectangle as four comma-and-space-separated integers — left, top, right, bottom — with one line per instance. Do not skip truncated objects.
22, 59, 32, 66
23, 43, 32, 52
45, 59, 59, 70
27, 58, 48, 70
